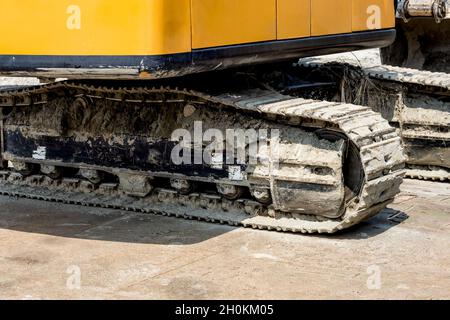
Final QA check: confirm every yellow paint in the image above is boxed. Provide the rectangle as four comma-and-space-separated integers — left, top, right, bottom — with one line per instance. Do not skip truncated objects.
0, 0, 395, 56
0, 0, 191, 55
191, 0, 276, 49
277, 0, 311, 40
311, 0, 352, 36
353, 0, 396, 31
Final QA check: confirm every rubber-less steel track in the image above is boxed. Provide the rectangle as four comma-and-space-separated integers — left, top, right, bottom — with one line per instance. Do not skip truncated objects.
299, 58, 450, 182
0, 81, 405, 234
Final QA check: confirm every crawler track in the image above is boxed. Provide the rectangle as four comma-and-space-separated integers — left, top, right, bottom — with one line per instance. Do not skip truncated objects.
0, 76, 405, 234
297, 59, 450, 181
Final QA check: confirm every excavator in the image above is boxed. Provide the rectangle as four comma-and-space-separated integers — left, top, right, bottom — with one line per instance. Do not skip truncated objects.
0, 0, 429, 234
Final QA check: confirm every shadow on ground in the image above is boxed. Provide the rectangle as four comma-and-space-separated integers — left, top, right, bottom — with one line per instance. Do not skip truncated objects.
0, 196, 236, 245
0, 196, 407, 245
329, 208, 409, 240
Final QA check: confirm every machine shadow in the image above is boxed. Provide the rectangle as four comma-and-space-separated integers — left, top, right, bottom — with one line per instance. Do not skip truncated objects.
0, 194, 408, 244
326, 207, 410, 240
0, 196, 237, 245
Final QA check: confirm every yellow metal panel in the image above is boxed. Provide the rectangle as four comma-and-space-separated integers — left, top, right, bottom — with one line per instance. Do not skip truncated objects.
352, 0, 395, 31
311, 0, 352, 36
191, 0, 277, 49
0, 0, 192, 56
277, 0, 311, 40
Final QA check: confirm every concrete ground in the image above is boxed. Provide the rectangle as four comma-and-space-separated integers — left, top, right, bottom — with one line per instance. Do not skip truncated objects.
0, 179, 448, 300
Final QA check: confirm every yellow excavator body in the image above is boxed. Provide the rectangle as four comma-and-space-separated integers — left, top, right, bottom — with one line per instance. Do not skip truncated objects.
0, 0, 395, 78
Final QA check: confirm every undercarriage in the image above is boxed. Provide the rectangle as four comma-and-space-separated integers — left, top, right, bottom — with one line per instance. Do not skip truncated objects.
0, 69, 405, 233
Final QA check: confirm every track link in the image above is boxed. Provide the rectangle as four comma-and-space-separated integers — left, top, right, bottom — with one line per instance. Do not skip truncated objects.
0, 79, 405, 234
